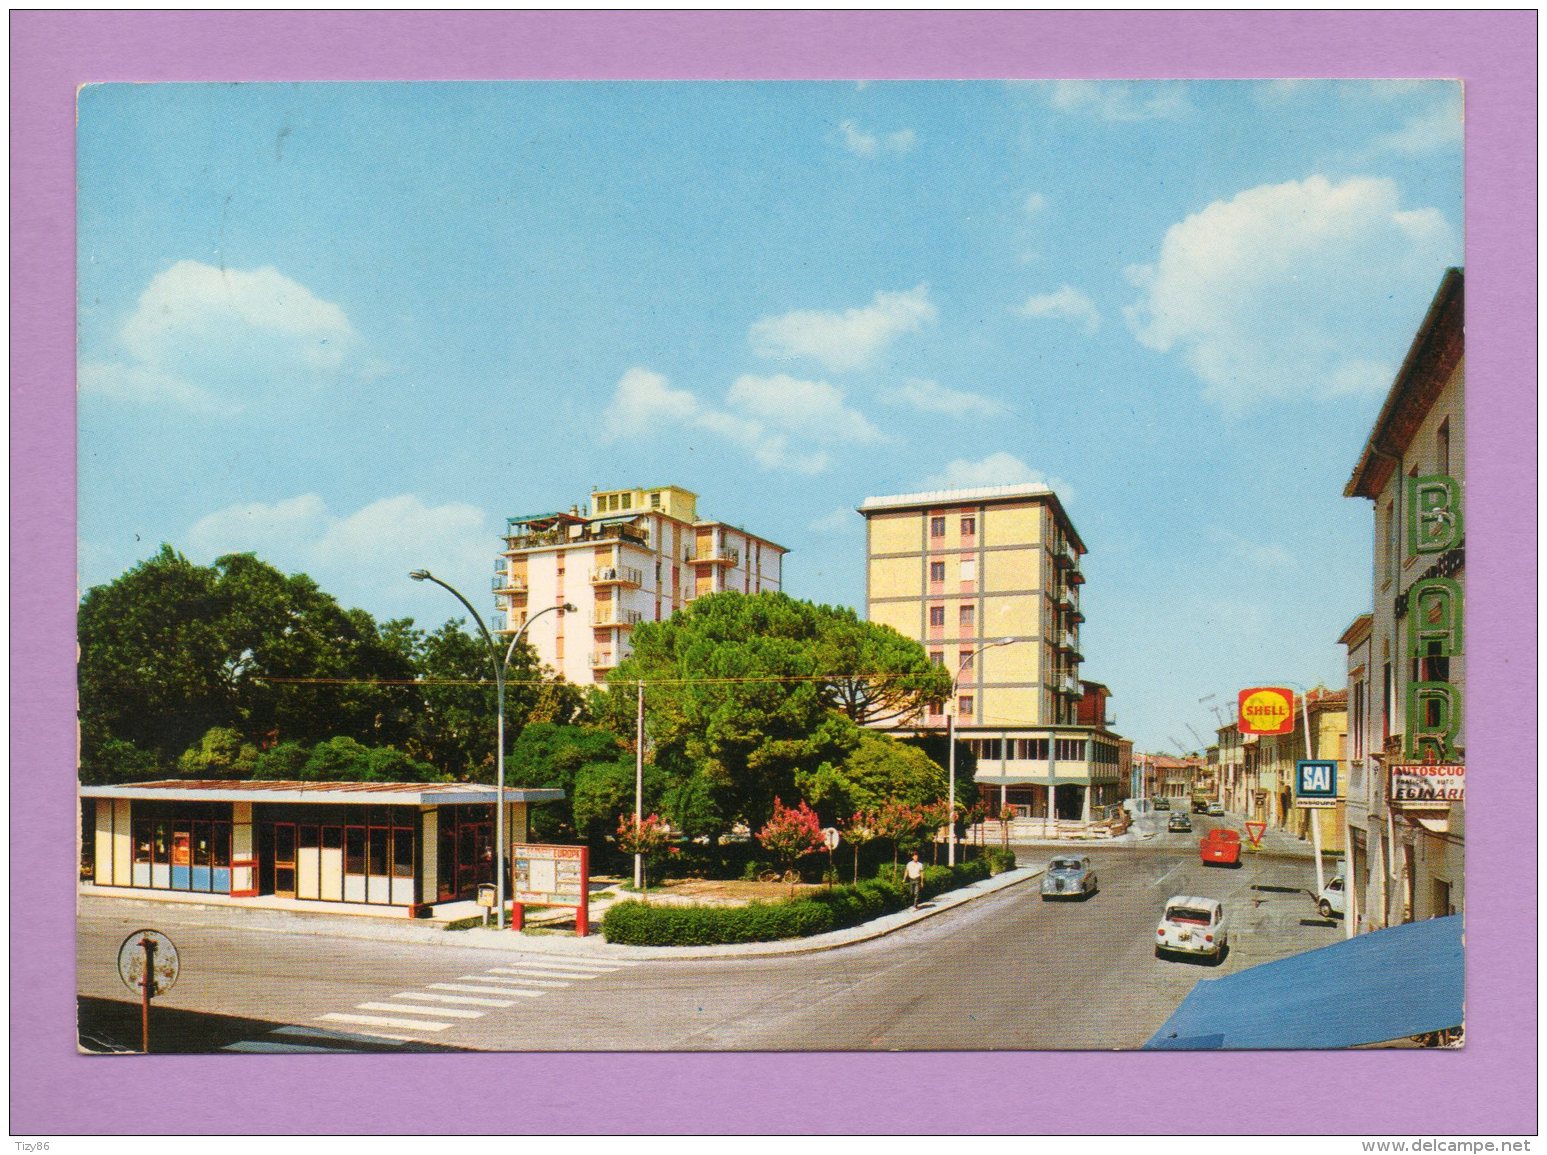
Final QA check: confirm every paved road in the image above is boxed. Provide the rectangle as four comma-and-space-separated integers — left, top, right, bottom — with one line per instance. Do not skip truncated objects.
78, 823, 1340, 1052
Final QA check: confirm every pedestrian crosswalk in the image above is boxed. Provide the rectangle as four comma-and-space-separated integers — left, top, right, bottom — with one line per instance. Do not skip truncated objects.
219, 953, 637, 1052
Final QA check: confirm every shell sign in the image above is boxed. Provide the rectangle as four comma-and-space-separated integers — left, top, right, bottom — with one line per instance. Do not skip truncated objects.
1238, 686, 1295, 736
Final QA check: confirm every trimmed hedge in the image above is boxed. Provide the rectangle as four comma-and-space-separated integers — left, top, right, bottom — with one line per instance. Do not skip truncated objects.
602, 858, 995, 946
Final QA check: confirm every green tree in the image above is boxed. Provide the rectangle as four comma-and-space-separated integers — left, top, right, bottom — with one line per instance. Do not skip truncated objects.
603, 592, 861, 838
796, 730, 948, 824
251, 740, 311, 781
572, 758, 665, 844
505, 723, 627, 840
77, 546, 418, 777
176, 726, 259, 779
811, 606, 954, 727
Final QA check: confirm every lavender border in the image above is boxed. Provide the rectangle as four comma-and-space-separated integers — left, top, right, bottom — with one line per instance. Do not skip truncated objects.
12, 11, 1535, 1137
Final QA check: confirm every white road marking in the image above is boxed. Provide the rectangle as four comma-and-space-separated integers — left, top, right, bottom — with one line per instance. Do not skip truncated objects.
356, 1002, 483, 1019
1151, 860, 1186, 889
428, 982, 545, 998
319, 1012, 452, 1032
394, 991, 514, 1007
464, 973, 571, 988
499, 957, 631, 972
486, 966, 597, 980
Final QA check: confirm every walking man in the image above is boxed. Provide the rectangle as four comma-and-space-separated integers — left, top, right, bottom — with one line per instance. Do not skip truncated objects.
905, 852, 925, 908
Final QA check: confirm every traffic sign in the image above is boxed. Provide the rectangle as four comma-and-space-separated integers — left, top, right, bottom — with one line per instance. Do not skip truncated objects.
1295, 759, 1338, 808
1244, 821, 1267, 847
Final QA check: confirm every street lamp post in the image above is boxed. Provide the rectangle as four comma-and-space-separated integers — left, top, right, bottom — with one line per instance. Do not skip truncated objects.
947, 638, 1019, 866
409, 568, 574, 930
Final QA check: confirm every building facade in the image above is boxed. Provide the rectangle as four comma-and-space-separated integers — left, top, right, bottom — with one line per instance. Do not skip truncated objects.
80, 780, 562, 916
859, 483, 1125, 821
1242, 688, 1348, 852
496, 485, 786, 685
1342, 267, 1465, 930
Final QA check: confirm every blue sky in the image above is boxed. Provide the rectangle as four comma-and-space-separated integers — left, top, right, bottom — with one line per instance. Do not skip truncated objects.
77, 79, 1463, 751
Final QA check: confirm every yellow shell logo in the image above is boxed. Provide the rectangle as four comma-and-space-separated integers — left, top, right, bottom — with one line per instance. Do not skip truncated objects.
1239, 687, 1294, 735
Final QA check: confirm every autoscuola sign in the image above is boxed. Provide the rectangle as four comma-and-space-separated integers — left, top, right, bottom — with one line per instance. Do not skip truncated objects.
1238, 686, 1295, 736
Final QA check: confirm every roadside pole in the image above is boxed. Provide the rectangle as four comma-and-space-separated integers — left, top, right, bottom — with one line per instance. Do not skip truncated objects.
1301, 692, 1326, 898
634, 680, 644, 890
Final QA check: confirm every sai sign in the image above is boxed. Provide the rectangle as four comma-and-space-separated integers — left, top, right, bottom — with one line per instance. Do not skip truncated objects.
1295, 760, 1338, 809
1239, 686, 1295, 736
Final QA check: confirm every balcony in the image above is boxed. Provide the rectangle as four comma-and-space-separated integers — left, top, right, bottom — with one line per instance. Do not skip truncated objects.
592, 608, 645, 629
507, 521, 648, 551
1058, 674, 1081, 696
1053, 540, 1077, 568
1053, 584, 1079, 613
590, 652, 617, 671
692, 545, 740, 567
591, 566, 643, 588
493, 573, 527, 593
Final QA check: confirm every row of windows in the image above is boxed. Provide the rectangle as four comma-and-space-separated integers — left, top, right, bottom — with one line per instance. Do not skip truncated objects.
928, 605, 976, 628
929, 515, 976, 537
959, 737, 1090, 762
928, 559, 980, 583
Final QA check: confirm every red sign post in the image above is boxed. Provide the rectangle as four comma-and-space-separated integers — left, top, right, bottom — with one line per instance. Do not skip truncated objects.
509, 843, 590, 936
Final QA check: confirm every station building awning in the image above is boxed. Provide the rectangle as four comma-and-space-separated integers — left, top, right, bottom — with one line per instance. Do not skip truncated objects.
1144, 914, 1463, 1050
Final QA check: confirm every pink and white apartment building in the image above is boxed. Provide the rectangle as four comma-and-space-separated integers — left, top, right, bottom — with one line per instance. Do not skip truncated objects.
494, 485, 786, 685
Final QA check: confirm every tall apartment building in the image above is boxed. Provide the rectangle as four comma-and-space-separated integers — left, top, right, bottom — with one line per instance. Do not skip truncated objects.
1342, 267, 1465, 930
859, 483, 1125, 821
495, 485, 786, 686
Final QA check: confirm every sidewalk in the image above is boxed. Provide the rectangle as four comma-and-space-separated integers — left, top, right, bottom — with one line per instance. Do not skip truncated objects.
81, 865, 1044, 962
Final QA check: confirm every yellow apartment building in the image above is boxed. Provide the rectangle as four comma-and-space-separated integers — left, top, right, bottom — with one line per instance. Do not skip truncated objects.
496, 485, 786, 685
859, 483, 1126, 821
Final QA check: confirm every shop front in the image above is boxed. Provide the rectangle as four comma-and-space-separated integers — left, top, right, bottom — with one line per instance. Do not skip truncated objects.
80, 780, 563, 916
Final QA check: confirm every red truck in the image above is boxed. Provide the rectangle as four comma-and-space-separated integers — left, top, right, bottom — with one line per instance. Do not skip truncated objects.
1199, 827, 1242, 867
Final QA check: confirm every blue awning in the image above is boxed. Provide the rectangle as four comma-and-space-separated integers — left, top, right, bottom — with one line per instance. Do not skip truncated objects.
1144, 915, 1463, 1050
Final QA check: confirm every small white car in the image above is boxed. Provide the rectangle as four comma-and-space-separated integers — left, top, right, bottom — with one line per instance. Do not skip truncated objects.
1155, 896, 1229, 963
1317, 876, 1347, 919
1205, 801, 1225, 817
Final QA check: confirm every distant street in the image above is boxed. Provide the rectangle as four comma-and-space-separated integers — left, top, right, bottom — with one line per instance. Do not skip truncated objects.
78, 818, 1341, 1053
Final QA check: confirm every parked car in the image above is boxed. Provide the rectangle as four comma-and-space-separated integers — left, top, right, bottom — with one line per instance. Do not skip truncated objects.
1191, 797, 1209, 814
1153, 798, 1170, 811
1199, 827, 1242, 867
1040, 855, 1099, 901
1155, 895, 1229, 963
1206, 800, 1225, 817
1167, 812, 1193, 833
1317, 875, 1347, 918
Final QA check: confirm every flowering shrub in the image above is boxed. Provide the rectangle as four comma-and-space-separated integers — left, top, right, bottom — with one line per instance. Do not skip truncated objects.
756, 798, 827, 894
615, 813, 672, 897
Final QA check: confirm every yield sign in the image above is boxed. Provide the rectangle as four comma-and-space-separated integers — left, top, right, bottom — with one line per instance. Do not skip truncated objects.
1244, 821, 1267, 847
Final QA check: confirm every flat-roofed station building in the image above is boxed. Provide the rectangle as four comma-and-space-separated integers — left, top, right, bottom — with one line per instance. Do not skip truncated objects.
859, 483, 1126, 822
80, 780, 562, 916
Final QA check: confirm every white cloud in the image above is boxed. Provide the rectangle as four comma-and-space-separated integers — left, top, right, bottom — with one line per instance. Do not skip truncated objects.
882, 378, 1010, 419
810, 507, 859, 533
1371, 98, 1463, 155
1012, 286, 1102, 335
749, 284, 937, 372
1123, 175, 1460, 411
188, 492, 496, 621
598, 366, 885, 475
727, 374, 884, 445
1210, 528, 1297, 570
81, 260, 375, 411
77, 359, 229, 412
838, 119, 916, 157
599, 366, 700, 443
1023, 192, 1049, 217
922, 453, 1073, 501
1049, 81, 1191, 122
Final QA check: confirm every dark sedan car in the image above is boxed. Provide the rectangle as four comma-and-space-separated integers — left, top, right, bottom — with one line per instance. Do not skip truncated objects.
1167, 812, 1193, 833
